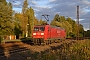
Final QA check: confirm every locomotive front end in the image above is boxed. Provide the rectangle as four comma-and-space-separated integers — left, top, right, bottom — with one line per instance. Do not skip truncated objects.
32, 26, 45, 45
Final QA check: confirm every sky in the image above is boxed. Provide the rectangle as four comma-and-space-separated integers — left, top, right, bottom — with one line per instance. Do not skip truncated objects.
6, 0, 90, 31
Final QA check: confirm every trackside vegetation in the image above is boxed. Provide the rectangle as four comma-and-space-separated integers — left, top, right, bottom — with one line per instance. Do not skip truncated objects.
26, 40, 90, 60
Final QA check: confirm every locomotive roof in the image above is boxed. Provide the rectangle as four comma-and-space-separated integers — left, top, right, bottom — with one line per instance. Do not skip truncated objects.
50, 25, 65, 30
34, 25, 65, 30
35, 25, 46, 26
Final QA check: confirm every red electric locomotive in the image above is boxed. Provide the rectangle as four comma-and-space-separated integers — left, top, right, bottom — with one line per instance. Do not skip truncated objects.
32, 24, 66, 45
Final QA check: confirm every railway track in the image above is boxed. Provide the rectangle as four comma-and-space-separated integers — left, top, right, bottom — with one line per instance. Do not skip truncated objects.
9, 47, 29, 54
0, 42, 30, 58
66, 37, 90, 40
0, 39, 76, 59
0, 50, 5, 58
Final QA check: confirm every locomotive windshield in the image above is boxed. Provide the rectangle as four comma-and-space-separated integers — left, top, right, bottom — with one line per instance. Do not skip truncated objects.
34, 27, 45, 31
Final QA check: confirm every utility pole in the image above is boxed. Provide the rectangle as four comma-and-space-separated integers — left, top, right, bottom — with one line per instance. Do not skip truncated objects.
76, 5, 79, 40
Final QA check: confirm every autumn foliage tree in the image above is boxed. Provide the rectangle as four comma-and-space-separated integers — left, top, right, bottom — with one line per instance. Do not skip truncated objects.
20, 0, 28, 37
26, 7, 35, 37
14, 0, 36, 37
13, 13, 22, 38
0, 0, 14, 35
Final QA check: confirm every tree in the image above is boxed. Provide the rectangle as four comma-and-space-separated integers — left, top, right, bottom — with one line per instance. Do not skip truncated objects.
50, 14, 61, 27
27, 7, 35, 37
0, 1, 14, 35
13, 13, 22, 38
22, 0, 28, 14
34, 17, 39, 25
79, 24, 84, 37
39, 19, 43, 25
66, 17, 74, 37
59, 16, 66, 22
66, 17, 84, 37
17, 0, 36, 37
84, 30, 90, 37
38, 19, 48, 25
21, 0, 28, 37
53, 14, 60, 21
0, 0, 7, 4
62, 21, 72, 37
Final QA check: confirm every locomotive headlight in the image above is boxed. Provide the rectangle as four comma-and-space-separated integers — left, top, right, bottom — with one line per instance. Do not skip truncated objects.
33, 33, 36, 35
41, 33, 44, 35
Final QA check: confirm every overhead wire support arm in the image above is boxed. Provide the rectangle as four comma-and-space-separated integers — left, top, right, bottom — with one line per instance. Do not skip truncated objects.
42, 14, 50, 21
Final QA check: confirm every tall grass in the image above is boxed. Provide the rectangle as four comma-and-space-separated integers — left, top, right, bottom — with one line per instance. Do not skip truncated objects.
26, 40, 90, 60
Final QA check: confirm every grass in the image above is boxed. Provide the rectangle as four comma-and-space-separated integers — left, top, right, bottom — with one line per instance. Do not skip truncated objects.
0, 37, 32, 43
26, 40, 90, 60
1, 39, 21, 43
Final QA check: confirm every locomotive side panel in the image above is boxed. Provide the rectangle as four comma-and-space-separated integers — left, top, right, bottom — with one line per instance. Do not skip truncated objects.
49, 27, 66, 40
44, 25, 49, 40
48, 27, 61, 39
50, 27, 57, 39
56, 28, 61, 39
60, 29, 66, 39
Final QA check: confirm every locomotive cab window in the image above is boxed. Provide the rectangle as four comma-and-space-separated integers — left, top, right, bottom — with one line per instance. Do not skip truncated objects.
40, 27, 45, 31
34, 27, 39, 31
34, 27, 45, 31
